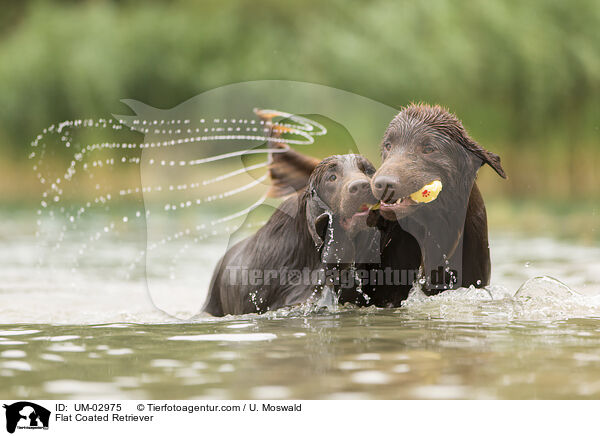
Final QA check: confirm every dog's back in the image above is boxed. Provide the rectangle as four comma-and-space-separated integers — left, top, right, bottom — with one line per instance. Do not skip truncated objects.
203, 195, 320, 316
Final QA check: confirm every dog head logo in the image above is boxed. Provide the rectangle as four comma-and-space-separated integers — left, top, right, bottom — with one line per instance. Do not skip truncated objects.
3, 402, 50, 434
114, 81, 394, 317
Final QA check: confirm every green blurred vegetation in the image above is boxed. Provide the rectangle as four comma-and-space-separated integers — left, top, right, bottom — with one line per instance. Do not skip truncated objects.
0, 0, 599, 205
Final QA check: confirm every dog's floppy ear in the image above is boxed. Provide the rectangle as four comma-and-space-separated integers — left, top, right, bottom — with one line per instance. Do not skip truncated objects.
464, 139, 507, 179
306, 195, 356, 264
255, 108, 320, 198
268, 142, 320, 197
307, 202, 330, 249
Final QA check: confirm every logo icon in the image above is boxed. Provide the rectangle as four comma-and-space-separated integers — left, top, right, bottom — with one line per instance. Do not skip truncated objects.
2, 402, 50, 434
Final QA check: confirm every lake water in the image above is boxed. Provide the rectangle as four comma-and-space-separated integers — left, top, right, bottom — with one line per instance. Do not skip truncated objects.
1, 210, 600, 399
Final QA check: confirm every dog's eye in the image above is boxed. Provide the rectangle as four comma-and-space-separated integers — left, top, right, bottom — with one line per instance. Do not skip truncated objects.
383, 142, 392, 151
422, 145, 435, 154
328, 174, 337, 182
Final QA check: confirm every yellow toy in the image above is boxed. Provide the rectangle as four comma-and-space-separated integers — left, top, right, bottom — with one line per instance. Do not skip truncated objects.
409, 180, 443, 203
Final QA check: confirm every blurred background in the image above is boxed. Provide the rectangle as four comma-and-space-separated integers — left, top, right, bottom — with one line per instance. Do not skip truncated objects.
0, 0, 598, 240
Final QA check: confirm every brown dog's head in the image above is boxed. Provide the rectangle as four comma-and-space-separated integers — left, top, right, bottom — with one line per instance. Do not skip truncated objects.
305, 154, 378, 262
371, 104, 506, 221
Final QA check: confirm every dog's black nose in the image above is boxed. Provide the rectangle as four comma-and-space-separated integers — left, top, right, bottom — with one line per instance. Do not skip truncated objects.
372, 175, 398, 200
348, 179, 370, 195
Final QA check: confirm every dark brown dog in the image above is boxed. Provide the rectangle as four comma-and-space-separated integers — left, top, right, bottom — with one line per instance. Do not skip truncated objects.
203, 154, 378, 316
262, 104, 506, 305
369, 104, 506, 303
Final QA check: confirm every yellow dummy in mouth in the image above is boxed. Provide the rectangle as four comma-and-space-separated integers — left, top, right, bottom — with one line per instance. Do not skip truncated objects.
409, 180, 443, 203
368, 180, 443, 210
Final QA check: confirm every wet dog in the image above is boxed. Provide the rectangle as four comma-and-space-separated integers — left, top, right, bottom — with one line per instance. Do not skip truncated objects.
369, 104, 506, 302
203, 154, 379, 316
258, 104, 506, 305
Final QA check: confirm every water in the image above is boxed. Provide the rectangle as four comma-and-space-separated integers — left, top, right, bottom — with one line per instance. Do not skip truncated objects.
2, 209, 600, 399
7, 104, 600, 399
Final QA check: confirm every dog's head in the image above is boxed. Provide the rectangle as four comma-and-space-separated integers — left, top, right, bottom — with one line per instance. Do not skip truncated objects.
371, 104, 506, 221
305, 154, 378, 263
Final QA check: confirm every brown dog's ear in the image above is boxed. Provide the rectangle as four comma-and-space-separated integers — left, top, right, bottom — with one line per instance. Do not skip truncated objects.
464, 140, 507, 179
255, 108, 320, 198
306, 195, 331, 250
268, 142, 320, 197
307, 208, 330, 249
306, 206, 356, 264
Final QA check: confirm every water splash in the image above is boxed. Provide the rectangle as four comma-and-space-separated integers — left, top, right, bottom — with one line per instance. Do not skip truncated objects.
515, 276, 580, 298
401, 276, 600, 322
315, 285, 339, 312
30, 108, 327, 318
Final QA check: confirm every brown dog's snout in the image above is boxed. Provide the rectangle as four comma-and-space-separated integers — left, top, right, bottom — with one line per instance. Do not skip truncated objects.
372, 175, 398, 200
347, 179, 370, 196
